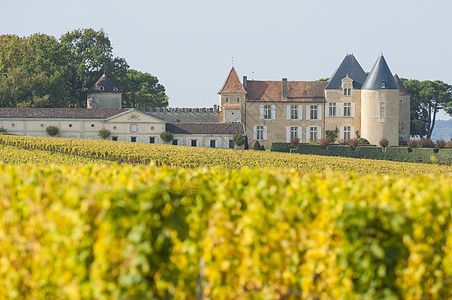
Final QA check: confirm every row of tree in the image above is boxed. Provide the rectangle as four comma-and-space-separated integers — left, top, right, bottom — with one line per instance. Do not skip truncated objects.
0, 29, 168, 108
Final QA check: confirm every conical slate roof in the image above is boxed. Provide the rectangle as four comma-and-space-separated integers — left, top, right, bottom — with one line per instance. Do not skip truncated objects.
362, 54, 398, 90
325, 54, 367, 90
218, 67, 247, 94
393, 74, 410, 95
88, 74, 121, 93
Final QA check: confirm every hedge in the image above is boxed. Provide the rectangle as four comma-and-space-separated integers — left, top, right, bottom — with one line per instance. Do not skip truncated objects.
272, 142, 452, 164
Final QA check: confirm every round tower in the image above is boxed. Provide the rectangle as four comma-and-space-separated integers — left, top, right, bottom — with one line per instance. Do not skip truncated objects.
87, 74, 122, 109
361, 54, 399, 146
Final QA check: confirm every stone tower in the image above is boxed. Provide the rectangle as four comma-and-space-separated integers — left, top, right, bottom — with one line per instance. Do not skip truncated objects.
393, 74, 411, 143
217, 67, 247, 123
87, 74, 122, 109
361, 54, 399, 146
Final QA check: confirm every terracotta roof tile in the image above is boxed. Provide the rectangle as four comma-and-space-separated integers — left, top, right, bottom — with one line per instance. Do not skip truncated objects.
393, 74, 410, 96
246, 80, 327, 102
167, 122, 243, 134
218, 67, 247, 94
0, 108, 130, 119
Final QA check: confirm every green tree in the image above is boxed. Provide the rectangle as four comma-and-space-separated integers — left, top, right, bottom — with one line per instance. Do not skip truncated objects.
60, 28, 129, 108
122, 69, 168, 108
401, 78, 452, 139
160, 131, 174, 143
98, 128, 111, 140
46, 125, 60, 137
232, 133, 246, 147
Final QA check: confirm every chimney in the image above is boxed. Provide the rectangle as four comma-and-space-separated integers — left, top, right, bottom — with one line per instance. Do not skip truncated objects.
282, 78, 288, 100
243, 76, 248, 89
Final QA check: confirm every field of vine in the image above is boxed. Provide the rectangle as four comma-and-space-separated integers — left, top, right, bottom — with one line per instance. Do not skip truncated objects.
1, 135, 452, 174
1, 135, 452, 299
0, 164, 452, 299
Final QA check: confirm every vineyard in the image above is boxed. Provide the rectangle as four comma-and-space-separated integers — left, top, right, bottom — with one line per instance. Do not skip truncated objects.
1, 136, 452, 299
1, 135, 452, 174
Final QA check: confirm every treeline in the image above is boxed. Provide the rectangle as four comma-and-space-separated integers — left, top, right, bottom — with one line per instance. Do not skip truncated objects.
0, 29, 168, 108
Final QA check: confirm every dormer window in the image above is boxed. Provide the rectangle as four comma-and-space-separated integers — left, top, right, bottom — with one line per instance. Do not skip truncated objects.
341, 75, 353, 96
381, 81, 386, 88
113, 87, 118, 92
99, 85, 105, 91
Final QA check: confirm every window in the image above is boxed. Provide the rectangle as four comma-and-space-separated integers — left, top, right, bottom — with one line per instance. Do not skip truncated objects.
69, 124, 72, 127
290, 105, 298, 120
290, 127, 298, 139
344, 88, 351, 96
130, 124, 137, 132
172, 139, 179, 145
225, 97, 229, 103
237, 97, 240, 103
264, 105, 272, 120
99, 86, 105, 91
112, 136, 118, 141
310, 105, 318, 120
191, 139, 198, 147
380, 102, 386, 118
91, 124, 94, 127
256, 126, 264, 140
344, 103, 351, 117
149, 137, 155, 143
209, 140, 217, 148
329, 103, 337, 117
40, 124, 44, 128
229, 140, 234, 148
381, 81, 386, 88
130, 137, 137, 142
310, 127, 318, 141
344, 126, 351, 140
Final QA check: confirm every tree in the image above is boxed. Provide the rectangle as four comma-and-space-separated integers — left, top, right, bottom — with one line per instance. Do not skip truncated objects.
401, 78, 452, 139
160, 131, 174, 143
232, 133, 246, 147
60, 28, 129, 108
326, 127, 339, 143
122, 69, 168, 108
98, 128, 111, 140
46, 125, 60, 137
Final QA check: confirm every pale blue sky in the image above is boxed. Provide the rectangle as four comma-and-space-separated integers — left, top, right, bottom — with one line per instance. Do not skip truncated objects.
2, 0, 452, 119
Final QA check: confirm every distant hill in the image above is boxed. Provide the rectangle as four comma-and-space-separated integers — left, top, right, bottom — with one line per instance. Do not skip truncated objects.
431, 119, 452, 141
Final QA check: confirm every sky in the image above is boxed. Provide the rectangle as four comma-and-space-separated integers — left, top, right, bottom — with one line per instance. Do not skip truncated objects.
2, 0, 452, 120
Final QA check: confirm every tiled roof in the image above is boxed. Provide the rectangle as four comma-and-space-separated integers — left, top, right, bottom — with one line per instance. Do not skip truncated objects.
245, 80, 327, 102
362, 54, 399, 90
0, 108, 130, 119
218, 67, 247, 94
325, 54, 368, 90
393, 74, 410, 96
166, 122, 244, 135
87, 74, 121, 93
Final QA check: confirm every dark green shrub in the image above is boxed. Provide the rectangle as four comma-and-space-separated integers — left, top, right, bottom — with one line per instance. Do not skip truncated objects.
98, 128, 111, 140
326, 127, 338, 143
160, 131, 174, 143
46, 125, 60, 137
253, 141, 263, 151
233, 133, 246, 147
270, 143, 292, 153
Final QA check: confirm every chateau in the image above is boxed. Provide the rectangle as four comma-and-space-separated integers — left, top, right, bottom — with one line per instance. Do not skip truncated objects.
218, 53, 410, 148
0, 54, 410, 148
